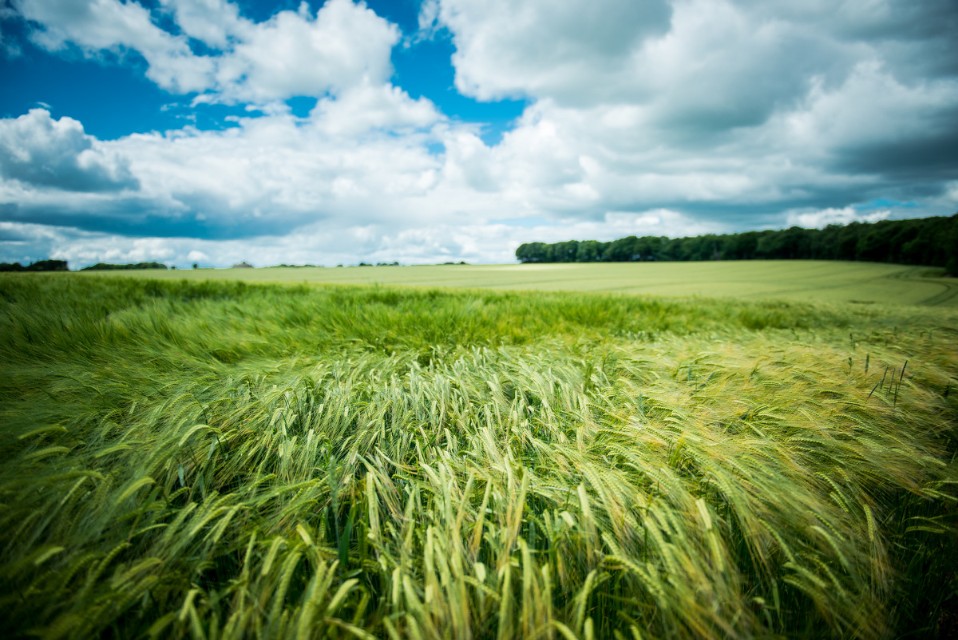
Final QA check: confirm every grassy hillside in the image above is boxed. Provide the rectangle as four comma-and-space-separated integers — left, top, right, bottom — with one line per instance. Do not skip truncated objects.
80, 261, 958, 307
1, 274, 957, 638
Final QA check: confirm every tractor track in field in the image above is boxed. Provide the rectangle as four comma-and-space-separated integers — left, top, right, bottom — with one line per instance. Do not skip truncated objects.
916, 278, 958, 306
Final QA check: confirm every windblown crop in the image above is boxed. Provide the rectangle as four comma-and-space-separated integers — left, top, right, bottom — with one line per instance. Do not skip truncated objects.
1, 275, 956, 638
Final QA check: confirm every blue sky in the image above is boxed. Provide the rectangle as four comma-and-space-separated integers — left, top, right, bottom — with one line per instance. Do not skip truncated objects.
1, 0, 957, 267
1, 0, 526, 142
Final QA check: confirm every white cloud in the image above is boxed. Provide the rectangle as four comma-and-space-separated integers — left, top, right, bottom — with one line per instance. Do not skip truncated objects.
785, 207, 891, 229
16, 0, 215, 92
16, 0, 401, 103
417, 0, 441, 34
309, 83, 441, 138
939, 181, 958, 208
436, 0, 671, 104
33, 105, 451, 239
159, 0, 249, 50
211, 0, 399, 103
636, 0, 855, 132
0, 109, 137, 191
783, 61, 958, 150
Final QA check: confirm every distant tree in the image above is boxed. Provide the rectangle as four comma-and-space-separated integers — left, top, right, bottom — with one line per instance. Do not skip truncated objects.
26, 259, 69, 271
835, 223, 861, 261
82, 262, 167, 271
514, 213, 958, 270
725, 231, 760, 260
857, 223, 896, 262
945, 217, 958, 276
1, 260, 69, 272
516, 242, 551, 263
552, 240, 580, 263
900, 223, 931, 265
634, 236, 666, 261
575, 240, 603, 262
604, 236, 640, 262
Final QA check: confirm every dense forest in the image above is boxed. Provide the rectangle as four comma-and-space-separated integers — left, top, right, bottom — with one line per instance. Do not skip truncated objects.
516, 214, 958, 275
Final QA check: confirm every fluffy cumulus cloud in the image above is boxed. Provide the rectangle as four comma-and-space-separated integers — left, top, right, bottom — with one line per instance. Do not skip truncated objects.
426, 0, 958, 220
2, 0, 957, 266
310, 84, 441, 138
15, 0, 215, 92
14, 0, 400, 102
432, 0, 673, 104
212, 0, 399, 103
0, 109, 138, 192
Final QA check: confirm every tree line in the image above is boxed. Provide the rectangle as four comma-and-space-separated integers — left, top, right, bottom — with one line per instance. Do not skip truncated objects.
81, 262, 169, 271
0, 260, 174, 272
516, 214, 958, 275
0, 259, 69, 272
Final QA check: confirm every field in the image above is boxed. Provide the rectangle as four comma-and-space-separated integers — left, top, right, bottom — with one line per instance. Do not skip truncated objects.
1, 269, 957, 638
81, 261, 958, 307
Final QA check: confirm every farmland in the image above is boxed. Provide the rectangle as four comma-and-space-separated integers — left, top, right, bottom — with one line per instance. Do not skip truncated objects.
81, 260, 958, 307
1, 271, 957, 638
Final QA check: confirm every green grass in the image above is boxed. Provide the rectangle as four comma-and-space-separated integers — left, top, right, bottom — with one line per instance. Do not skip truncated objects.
80, 261, 958, 307
1, 274, 957, 639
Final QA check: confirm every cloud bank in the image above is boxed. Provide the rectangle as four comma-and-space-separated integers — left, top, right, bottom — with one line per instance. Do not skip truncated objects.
1, 0, 957, 267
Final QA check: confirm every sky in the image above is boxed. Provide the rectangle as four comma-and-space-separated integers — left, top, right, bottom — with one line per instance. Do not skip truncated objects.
1, 0, 957, 268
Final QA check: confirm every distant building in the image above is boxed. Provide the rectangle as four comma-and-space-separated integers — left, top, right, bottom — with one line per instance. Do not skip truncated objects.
232, 261, 254, 269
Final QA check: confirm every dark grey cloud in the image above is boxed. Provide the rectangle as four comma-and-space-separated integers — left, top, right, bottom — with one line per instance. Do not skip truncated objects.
0, 224, 34, 243
0, 108, 138, 192
741, 0, 958, 81
838, 0, 958, 44
0, 194, 318, 240
835, 130, 958, 181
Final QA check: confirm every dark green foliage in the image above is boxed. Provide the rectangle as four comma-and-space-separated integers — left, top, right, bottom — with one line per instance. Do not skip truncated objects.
515, 241, 553, 263
80, 262, 168, 271
0, 259, 69, 272
516, 213, 958, 270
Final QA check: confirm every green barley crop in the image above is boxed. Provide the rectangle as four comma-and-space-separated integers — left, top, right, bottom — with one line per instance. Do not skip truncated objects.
1, 274, 956, 638
80, 261, 958, 308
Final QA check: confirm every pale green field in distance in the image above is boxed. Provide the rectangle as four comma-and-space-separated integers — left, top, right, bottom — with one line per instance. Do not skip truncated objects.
82, 260, 958, 307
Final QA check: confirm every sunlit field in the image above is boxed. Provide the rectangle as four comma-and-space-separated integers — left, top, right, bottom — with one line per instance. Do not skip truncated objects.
2, 273, 957, 638
81, 260, 958, 307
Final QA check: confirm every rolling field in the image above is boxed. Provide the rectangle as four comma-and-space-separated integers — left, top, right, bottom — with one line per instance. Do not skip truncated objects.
1, 272, 957, 638
80, 260, 958, 307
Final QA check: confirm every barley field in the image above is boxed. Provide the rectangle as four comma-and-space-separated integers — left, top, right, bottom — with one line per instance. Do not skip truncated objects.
80, 261, 958, 307
1, 273, 956, 638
